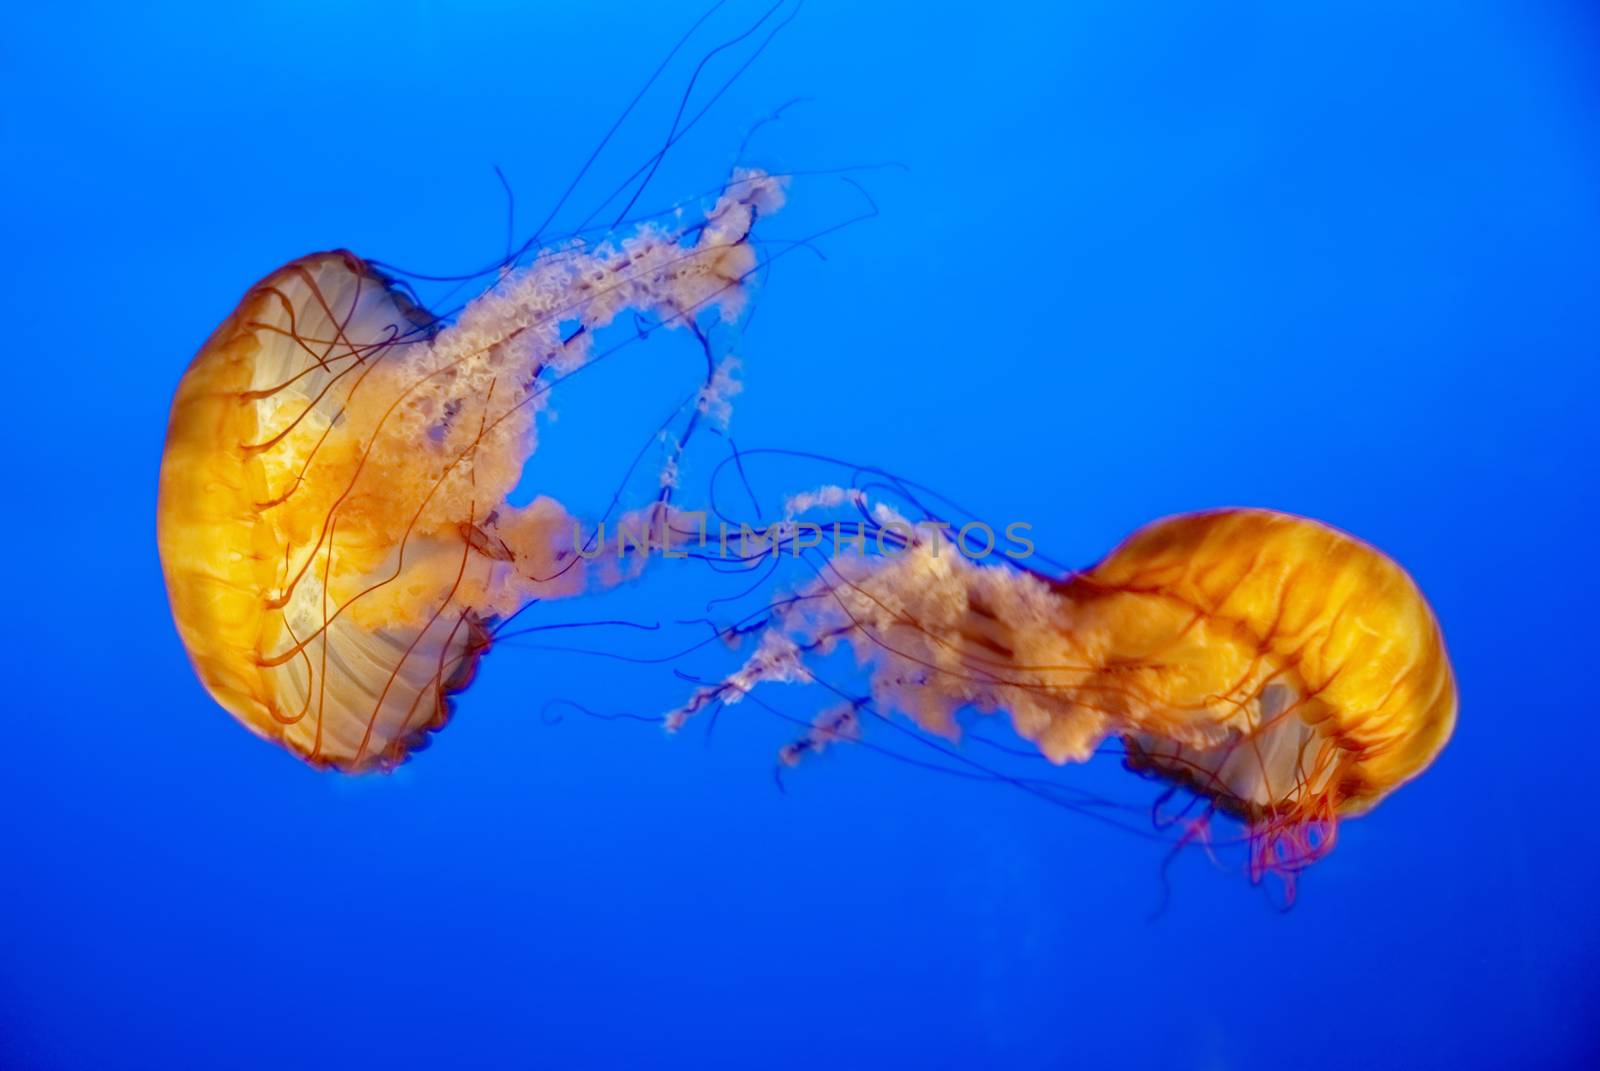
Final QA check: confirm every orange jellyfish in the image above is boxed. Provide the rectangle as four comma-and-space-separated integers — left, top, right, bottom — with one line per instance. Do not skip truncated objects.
156, 167, 1455, 890
669, 507, 1456, 885
156, 170, 785, 771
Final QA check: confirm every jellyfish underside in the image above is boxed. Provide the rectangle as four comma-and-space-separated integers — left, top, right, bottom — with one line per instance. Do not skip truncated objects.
157, 169, 1455, 886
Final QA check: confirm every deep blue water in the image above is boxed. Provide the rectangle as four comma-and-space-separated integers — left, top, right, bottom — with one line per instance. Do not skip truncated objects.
4, 2, 1598, 1068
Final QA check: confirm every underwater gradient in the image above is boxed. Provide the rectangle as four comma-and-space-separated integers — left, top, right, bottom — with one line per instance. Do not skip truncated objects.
2, 1, 1597, 1068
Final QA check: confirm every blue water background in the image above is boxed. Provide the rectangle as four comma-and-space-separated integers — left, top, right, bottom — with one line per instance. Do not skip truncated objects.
2, 2, 1598, 1067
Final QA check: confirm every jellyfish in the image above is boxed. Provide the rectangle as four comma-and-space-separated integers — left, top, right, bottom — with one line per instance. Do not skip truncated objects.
156, 160, 1454, 890
671, 505, 1456, 883
156, 169, 786, 771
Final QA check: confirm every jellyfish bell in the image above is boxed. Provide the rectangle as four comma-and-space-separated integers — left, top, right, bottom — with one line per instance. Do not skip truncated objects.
156, 251, 472, 772
680, 506, 1456, 883
1056, 509, 1456, 873
156, 172, 786, 770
